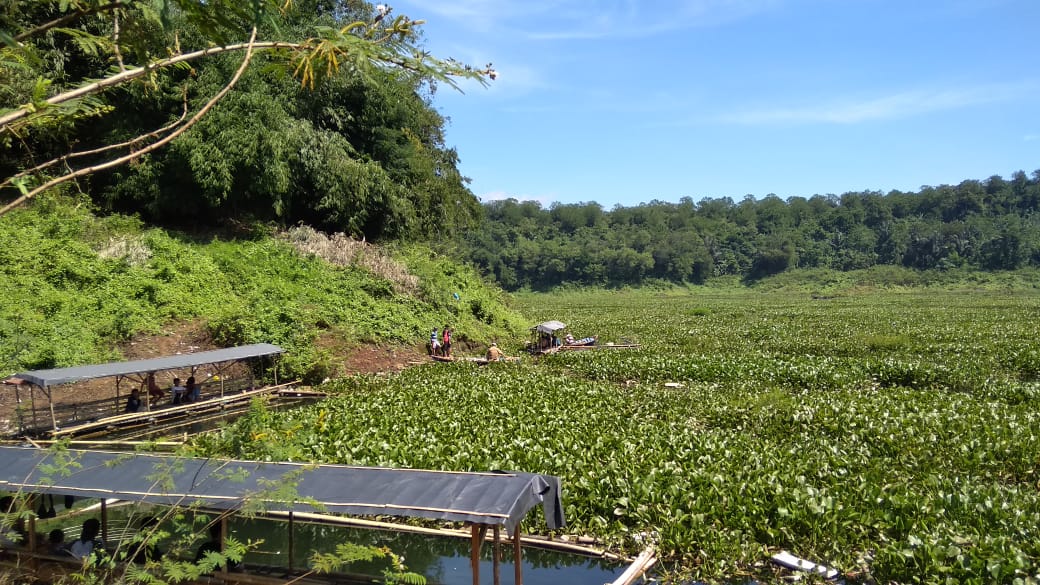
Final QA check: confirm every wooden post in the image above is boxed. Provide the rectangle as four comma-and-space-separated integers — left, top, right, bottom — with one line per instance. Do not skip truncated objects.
14, 384, 23, 434
470, 524, 482, 585
513, 528, 523, 585
115, 376, 122, 415
492, 525, 501, 585
45, 386, 56, 433
27, 495, 38, 575
219, 516, 228, 575
288, 510, 295, 574
31, 385, 40, 431
100, 499, 109, 547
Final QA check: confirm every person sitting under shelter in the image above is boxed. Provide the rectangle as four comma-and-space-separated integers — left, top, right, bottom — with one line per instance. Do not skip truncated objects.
186, 376, 201, 403
47, 528, 67, 556
0, 496, 27, 549
171, 378, 186, 405
126, 388, 142, 413
142, 372, 164, 401
69, 518, 102, 560
130, 516, 163, 564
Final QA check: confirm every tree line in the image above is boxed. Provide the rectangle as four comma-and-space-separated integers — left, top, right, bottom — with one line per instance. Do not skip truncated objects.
458, 172, 1040, 289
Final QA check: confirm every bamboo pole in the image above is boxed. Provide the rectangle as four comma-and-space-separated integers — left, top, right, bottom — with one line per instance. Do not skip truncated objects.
115, 376, 122, 415
14, 384, 23, 434
258, 510, 621, 559
607, 546, 657, 585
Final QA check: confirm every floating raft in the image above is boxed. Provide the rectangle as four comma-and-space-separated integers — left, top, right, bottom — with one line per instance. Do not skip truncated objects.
48, 383, 296, 439
430, 355, 520, 365
559, 343, 642, 351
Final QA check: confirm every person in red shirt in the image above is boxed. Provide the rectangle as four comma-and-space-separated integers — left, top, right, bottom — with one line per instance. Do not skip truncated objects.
442, 326, 452, 358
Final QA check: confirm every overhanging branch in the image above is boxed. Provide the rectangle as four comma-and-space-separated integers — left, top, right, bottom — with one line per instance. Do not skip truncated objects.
0, 28, 260, 216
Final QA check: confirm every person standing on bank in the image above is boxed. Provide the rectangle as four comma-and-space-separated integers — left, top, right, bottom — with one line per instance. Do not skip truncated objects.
441, 326, 452, 358
430, 328, 441, 356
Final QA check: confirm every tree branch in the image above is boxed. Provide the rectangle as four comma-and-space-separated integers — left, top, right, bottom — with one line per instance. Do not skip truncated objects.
0, 28, 259, 216
0, 40, 300, 131
13, 2, 126, 42
0, 87, 189, 192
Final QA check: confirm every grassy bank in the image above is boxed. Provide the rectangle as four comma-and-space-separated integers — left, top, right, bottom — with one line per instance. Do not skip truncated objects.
0, 195, 526, 382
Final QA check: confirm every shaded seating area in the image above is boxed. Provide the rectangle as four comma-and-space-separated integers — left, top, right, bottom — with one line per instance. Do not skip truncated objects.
3, 344, 284, 436
0, 446, 566, 585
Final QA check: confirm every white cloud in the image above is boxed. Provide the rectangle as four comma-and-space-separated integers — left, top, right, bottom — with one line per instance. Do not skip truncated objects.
719, 82, 1038, 125
478, 190, 554, 207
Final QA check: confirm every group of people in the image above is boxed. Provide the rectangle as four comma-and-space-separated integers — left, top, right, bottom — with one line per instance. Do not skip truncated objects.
2, 495, 236, 570
125, 373, 204, 413
429, 326, 453, 357
1, 496, 99, 560
427, 326, 514, 362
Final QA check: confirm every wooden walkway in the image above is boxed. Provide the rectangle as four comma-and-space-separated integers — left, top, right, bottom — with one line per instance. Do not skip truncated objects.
47, 382, 299, 439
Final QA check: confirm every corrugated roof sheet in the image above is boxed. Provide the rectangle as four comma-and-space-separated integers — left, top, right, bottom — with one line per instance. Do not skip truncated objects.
0, 447, 564, 534
11, 344, 283, 387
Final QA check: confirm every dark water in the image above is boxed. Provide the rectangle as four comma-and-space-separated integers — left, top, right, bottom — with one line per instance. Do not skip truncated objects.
235, 517, 627, 585
98, 504, 627, 585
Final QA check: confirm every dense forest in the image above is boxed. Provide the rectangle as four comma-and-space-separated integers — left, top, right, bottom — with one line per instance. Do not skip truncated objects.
458, 173, 1040, 289
1, 0, 484, 239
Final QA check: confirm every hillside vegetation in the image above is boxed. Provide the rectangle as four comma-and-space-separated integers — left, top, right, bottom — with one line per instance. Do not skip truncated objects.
0, 194, 525, 382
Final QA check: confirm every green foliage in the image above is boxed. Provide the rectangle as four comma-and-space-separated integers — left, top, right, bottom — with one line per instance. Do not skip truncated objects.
0, 198, 522, 382
460, 173, 1040, 290
311, 542, 426, 585
193, 288, 1040, 583
2, 0, 491, 239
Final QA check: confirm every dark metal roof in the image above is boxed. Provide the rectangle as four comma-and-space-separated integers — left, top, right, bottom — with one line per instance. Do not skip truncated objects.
0, 447, 564, 534
11, 344, 283, 387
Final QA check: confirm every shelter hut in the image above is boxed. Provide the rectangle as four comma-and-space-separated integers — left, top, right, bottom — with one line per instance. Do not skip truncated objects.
527, 321, 567, 354
0, 445, 566, 585
3, 344, 285, 437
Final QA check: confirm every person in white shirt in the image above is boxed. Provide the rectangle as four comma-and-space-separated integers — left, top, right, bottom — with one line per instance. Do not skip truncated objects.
171, 378, 187, 405
69, 518, 102, 560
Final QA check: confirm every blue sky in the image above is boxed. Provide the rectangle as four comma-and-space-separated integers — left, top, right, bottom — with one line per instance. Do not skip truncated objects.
391, 0, 1039, 209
